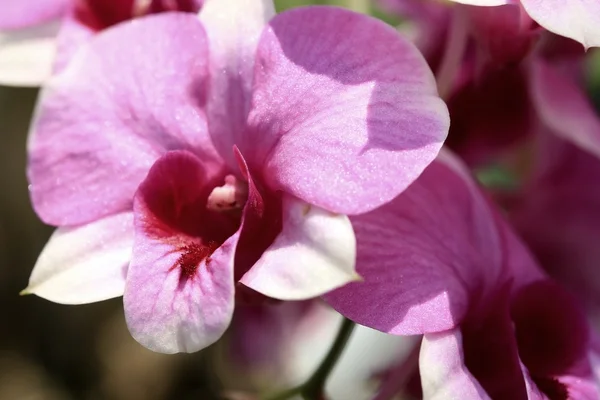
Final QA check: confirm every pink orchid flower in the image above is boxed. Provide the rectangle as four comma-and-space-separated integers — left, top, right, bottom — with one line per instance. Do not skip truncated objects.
325, 150, 599, 398
507, 59, 600, 317
23, 0, 449, 353
446, 38, 590, 168
378, 1, 545, 166
0, 0, 202, 86
511, 134, 600, 323
221, 301, 411, 398
447, 0, 600, 49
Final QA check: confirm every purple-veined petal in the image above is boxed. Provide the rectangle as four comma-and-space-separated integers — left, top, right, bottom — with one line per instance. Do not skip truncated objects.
0, 21, 59, 86
246, 6, 449, 215
529, 59, 600, 159
0, 0, 70, 30
22, 212, 132, 304
124, 151, 239, 353
27, 13, 221, 226
520, 0, 600, 49
420, 330, 491, 400
324, 150, 503, 335
240, 195, 358, 300
198, 0, 274, 168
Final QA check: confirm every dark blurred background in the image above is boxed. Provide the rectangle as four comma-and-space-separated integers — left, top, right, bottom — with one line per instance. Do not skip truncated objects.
0, 86, 227, 399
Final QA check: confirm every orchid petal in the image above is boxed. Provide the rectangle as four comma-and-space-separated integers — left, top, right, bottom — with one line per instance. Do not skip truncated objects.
27, 13, 221, 226
199, 0, 275, 167
0, 21, 58, 87
511, 135, 600, 311
0, 0, 70, 30
557, 375, 600, 400
52, 13, 95, 73
519, 363, 545, 400
529, 59, 600, 159
325, 150, 502, 335
23, 212, 132, 304
447, 65, 532, 167
520, 0, 600, 49
467, 4, 538, 65
447, 0, 512, 5
226, 301, 341, 390
240, 195, 358, 301
124, 151, 238, 353
420, 330, 491, 400
247, 6, 449, 215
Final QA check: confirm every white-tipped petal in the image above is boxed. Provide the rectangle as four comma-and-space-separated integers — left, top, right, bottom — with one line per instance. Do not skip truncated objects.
0, 21, 59, 86
24, 212, 133, 304
241, 196, 358, 300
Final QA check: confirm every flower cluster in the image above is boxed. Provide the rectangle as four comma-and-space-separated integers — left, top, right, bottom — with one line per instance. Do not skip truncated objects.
3, 0, 600, 398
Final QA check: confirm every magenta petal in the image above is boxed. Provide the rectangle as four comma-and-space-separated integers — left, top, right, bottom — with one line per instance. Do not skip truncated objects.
511, 281, 590, 378
520, 0, 600, 48
247, 6, 449, 215
28, 13, 221, 226
124, 151, 239, 353
198, 0, 274, 167
0, 0, 70, 30
530, 59, 600, 159
557, 375, 600, 399
511, 135, 600, 311
324, 151, 502, 335
52, 13, 95, 73
467, 4, 538, 65
461, 285, 528, 400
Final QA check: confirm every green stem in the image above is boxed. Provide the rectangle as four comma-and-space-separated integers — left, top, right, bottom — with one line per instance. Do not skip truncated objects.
264, 386, 303, 400
262, 318, 356, 400
301, 318, 355, 399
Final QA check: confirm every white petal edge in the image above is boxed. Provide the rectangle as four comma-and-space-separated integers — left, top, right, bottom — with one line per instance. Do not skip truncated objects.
240, 196, 358, 301
0, 20, 59, 87
420, 330, 491, 400
521, 0, 600, 49
23, 212, 133, 304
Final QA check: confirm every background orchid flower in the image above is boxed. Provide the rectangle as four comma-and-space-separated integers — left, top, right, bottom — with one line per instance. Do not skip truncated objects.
0, 0, 202, 86
506, 59, 600, 319
216, 300, 412, 399
511, 134, 600, 325
23, 0, 449, 353
447, 0, 600, 49
325, 150, 599, 398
